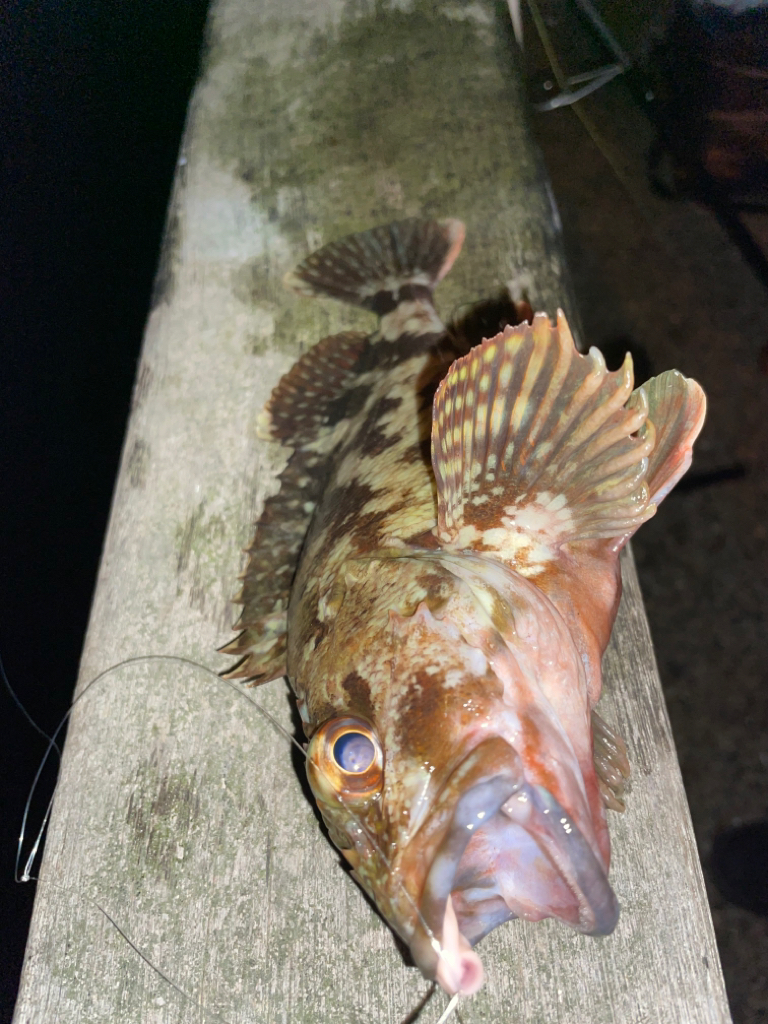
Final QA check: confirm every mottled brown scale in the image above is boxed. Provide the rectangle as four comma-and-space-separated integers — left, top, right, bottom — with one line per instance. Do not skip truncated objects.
226, 218, 706, 994
340, 670, 377, 725
396, 661, 502, 766
413, 569, 452, 611
396, 670, 447, 761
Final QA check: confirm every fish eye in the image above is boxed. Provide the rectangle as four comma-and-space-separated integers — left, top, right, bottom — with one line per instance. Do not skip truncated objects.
307, 716, 383, 801
333, 731, 375, 773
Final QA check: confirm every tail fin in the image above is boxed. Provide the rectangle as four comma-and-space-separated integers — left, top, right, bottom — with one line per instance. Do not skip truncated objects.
284, 218, 465, 313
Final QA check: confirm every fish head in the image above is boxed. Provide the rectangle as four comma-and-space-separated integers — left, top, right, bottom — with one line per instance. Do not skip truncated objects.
297, 554, 618, 995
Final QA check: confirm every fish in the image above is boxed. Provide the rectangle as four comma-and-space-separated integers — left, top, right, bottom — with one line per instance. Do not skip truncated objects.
221, 218, 706, 997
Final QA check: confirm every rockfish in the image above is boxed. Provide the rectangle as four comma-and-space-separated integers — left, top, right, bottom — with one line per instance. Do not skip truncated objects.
222, 219, 705, 995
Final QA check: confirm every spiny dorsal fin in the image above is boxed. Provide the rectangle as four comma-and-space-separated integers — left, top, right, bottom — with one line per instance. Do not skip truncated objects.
222, 331, 371, 684
431, 311, 659, 572
262, 330, 370, 448
284, 218, 465, 311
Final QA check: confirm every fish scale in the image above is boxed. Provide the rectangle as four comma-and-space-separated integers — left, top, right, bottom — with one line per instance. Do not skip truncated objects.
224, 217, 706, 997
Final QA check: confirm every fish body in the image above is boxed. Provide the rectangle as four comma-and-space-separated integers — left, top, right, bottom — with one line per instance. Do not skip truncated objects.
223, 219, 705, 994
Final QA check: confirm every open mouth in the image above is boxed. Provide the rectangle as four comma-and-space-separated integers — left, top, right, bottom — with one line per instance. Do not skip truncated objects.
405, 736, 619, 995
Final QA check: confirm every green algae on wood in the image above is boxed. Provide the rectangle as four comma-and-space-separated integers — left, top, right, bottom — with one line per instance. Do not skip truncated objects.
201, 0, 571, 353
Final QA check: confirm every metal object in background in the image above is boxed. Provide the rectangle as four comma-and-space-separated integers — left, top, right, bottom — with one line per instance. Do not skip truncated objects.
526, 0, 629, 111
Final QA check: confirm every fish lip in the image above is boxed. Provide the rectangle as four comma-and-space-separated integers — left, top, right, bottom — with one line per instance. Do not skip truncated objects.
502, 784, 620, 936
401, 739, 620, 983
405, 736, 525, 981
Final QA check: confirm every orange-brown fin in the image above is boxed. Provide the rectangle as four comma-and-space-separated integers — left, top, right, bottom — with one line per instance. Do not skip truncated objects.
222, 331, 370, 684
592, 710, 630, 813
431, 312, 705, 571
627, 368, 706, 508
284, 218, 465, 311
431, 312, 658, 570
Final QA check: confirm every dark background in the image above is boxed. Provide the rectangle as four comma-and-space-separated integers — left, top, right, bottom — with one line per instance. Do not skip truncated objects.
1, 3, 210, 1018
2, 3, 768, 1022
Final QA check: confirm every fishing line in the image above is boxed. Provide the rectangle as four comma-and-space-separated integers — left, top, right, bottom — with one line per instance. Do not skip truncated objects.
0, 648, 61, 757
434, 994, 460, 1024
6, 656, 239, 1023
16, 652, 459, 1021
398, 983, 437, 1024
24, 874, 449, 1024
15, 653, 303, 882
28, 876, 235, 1024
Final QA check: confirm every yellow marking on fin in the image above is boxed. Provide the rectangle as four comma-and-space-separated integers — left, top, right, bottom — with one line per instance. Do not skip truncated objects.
510, 339, 546, 433
490, 397, 506, 437
431, 310, 703, 563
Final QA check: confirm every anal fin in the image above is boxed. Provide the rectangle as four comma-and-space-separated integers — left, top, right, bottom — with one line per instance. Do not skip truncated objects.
222, 331, 370, 683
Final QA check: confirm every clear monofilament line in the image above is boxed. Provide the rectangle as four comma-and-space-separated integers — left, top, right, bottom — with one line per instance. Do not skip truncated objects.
435, 993, 460, 1024
16, 653, 305, 880
17, 652, 456, 1000
26, 876, 236, 1024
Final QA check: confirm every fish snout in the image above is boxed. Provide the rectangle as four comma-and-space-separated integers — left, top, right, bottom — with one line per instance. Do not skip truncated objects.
403, 736, 619, 995
406, 736, 524, 994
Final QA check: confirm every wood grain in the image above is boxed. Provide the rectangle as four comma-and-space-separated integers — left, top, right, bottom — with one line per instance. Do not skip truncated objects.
13, 2, 731, 1022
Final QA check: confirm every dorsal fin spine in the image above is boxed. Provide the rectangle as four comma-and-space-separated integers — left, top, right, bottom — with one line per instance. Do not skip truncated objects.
516, 340, 569, 459
431, 312, 698, 557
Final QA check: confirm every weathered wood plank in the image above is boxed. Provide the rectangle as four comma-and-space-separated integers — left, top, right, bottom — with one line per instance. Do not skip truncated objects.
14, 2, 731, 1022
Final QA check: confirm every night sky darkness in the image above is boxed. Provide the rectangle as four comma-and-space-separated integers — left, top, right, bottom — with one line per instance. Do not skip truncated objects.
1, 4, 210, 1017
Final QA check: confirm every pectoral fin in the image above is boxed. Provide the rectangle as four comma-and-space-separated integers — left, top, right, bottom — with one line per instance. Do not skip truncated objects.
627, 368, 706, 509
431, 312, 653, 572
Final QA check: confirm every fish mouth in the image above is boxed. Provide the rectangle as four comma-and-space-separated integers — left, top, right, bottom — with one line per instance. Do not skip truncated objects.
404, 737, 619, 995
